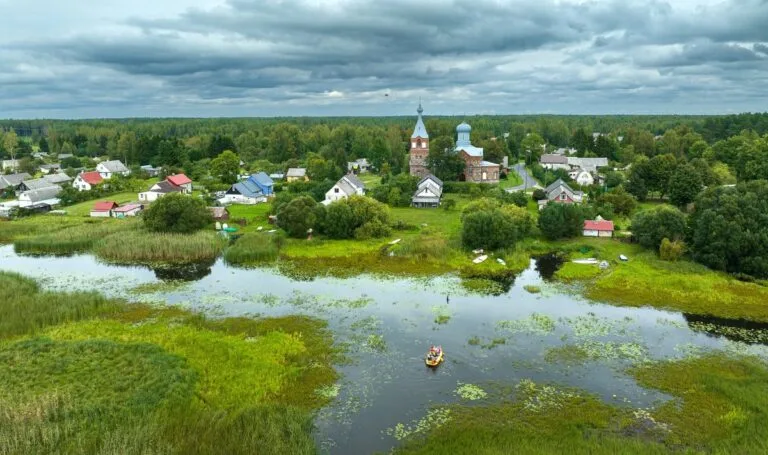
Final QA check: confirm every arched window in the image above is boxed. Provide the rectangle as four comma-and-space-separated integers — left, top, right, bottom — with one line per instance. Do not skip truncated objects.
416, 139, 422, 148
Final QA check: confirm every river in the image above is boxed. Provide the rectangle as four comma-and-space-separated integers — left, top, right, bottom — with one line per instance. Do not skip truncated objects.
2, 244, 766, 454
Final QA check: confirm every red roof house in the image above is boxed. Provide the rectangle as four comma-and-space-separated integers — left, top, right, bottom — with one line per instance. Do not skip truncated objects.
166, 174, 192, 191
90, 201, 119, 217
81, 171, 103, 186
583, 218, 615, 238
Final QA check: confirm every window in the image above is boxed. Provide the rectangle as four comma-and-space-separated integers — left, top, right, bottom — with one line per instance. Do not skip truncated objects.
560, 193, 567, 200
421, 142, 426, 149
334, 188, 339, 193
482, 171, 487, 180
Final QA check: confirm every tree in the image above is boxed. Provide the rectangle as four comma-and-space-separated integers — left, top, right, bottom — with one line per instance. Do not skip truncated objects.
631, 206, 686, 250
462, 208, 521, 250
570, 128, 593, 156
143, 194, 212, 234
208, 134, 237, 159
668, 164, 703, 207
604, 171, 625, 189
688, 181, 768, 278
521, 133, 545, 165
538, 203, 586, 240
597, 187, 636, 216
594, 135, 619, 161
3, 130, 18, 163
276, 196, 319, 238
211, 150, 241, 185
532, 188, 546, 201
482, 138, 506, 165
647, 153, 678, 197
117, 132, 136, 166
39, 137, 50, 155
426, 136, 464, 181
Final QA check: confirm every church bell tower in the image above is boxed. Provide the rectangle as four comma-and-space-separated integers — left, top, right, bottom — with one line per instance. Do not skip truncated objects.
409, 102, 430, 177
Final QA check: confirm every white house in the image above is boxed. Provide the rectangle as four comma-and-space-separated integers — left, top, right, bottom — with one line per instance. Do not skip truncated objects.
139, 180, 182, 202
112, 203, 143, 218
347, 158, 371, 173
96, 160, 130, 179
286, 168, 308, 182
39, 164, 61, 174
73, 171, 103, 191
323, 174, 366, 205
1, 159, 19, 172
412, 174, 443, 208
165, 174, 193, 194
570, 169, 595, 186
90, 201, 119, 218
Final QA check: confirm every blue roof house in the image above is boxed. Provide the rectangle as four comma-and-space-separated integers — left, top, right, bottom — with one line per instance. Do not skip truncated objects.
248, 172, 274, 196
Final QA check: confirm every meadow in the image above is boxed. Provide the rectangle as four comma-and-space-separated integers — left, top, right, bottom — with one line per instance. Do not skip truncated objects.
0, 272, 338, 455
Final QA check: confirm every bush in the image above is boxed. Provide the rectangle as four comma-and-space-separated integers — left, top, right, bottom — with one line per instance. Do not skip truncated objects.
462, 207, 529, 250
537, 203, 586, 240
276, 196, 319, 238
443, 182, 494, 194
143, 194, 212, 234
631, 206, 686, 250
532, 189, 546, 201
461, 198, 501, 221
596, 187, 637, 216
507, 190, 529, 208
659, 238, 685, 261
320, 196, 390, 240
441, 198, 457, 211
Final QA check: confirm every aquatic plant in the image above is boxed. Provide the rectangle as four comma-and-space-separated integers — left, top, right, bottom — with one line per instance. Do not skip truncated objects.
128, 280, 191, 295
13, 221, 136, 255
223, 232, 282, 265
497, 313, 556, 335
385, 408, 452, 441
94, 230, 226, 264
315, 384, 341, 400
454, 383, 488, 401
523, 284, 541, 293
545, 341, 649, 364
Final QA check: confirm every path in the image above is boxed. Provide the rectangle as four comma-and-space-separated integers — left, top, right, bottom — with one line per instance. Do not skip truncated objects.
505, 163, 541, 192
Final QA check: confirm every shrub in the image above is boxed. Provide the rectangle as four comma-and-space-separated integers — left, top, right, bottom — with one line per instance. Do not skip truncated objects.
532, 188, 546, 201
355, 219, 392, 240
95, 230, 226, 264
143, 194, 212, 234
659, 238, 685, 261
224, 232, 284, 265
441, 198, 457, 211
461, 198, 501, 221
631, 206, 686, 250
462, 208, 521, 250
276, 196, 320, 238
320, 196, 390, 240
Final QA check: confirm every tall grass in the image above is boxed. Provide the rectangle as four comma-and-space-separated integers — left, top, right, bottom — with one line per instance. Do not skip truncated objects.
0, 272, 122, 338
0, 217, 85, 244
224, 232, 282, 265
94, 230, 227, 264
13, 220, 136, 255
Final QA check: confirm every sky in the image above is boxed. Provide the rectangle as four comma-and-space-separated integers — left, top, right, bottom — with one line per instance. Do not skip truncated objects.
0, 0, 767, 118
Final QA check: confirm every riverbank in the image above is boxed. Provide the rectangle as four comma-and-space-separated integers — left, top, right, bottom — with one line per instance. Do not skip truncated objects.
0, 271, 339, 455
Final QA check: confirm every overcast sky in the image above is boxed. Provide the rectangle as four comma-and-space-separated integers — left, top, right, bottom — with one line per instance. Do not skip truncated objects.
1, 0, 767, 118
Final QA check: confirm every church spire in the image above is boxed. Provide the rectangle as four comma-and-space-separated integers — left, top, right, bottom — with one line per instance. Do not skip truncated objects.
412, 100, 428, 139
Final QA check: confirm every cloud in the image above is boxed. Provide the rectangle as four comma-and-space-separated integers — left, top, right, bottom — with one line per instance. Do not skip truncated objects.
1, 0, 768, 117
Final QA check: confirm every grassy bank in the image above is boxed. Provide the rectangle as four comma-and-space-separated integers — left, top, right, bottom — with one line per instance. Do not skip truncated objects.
395, 354, 768, 455
0, 272, 339, 455
224, 232, 282, 265
94, 230, 227, 264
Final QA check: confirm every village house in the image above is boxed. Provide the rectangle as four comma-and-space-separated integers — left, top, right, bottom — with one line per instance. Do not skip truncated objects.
42, 173, 72, 185
583, 216, 614, 238
323, 173, 365, 205
347, 158, 371, 174
90, 201, 119, 218
140, 165, 161, 177
220, 172, 273, 205
19, 176, 66, 192
139, 180, 182, 202
269, 173, 285, 181
18, 185, 62, 208
112, 203, 143, 218
57, 153, 74, 160
412, 174, 443, 208
540, 154, 570, 170
567, 157, 608, 174
96, 160, 130, 179
569, 168, 595, 186
73, 171, 103, 191
537, 179, 584, 210
286, 168, 308, 182
39, 163, 61, 174
166, 174, 193, 194
0, 173, 31, 195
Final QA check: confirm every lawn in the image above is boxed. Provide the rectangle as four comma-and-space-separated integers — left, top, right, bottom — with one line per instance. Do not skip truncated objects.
358, 172, 383, 189
64, 192, 143, 217
497, 168, 524, 189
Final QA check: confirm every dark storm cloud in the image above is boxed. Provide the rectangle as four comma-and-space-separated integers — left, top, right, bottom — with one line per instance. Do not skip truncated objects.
2, 0, 768, 117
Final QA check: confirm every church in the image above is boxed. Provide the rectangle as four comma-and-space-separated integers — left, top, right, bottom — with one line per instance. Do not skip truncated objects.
408, 104, 500, 184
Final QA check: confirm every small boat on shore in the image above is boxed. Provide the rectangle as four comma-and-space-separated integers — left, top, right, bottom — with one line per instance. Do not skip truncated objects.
425, 345, 444, 367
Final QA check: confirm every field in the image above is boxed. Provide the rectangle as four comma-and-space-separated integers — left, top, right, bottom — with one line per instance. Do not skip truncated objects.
0, 272, 338, 455
63, 192, 144, 217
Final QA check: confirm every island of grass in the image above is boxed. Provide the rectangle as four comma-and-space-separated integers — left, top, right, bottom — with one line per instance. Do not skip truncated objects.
0, 272, 339, 455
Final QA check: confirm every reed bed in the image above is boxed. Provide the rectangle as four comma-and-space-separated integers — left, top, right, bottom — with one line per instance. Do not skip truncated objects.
223, 232, 282, 265
13, 220, 135, 255
94, 230, 226, 264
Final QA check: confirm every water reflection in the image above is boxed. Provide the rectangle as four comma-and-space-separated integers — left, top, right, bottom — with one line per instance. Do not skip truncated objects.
534, 254, 565, 280
684, 313, 768, 345
152, 260, 215, 281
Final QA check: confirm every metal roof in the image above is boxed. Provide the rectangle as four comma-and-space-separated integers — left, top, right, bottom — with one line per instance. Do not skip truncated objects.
411, 103, 429, 139
249, 172, 274, 187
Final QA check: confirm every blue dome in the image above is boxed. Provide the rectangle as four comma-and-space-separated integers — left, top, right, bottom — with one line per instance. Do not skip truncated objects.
456, 122, 471, 133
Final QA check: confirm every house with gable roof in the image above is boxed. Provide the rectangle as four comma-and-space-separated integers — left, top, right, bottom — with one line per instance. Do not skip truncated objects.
96, 160, 130, 179
412, 174, 443, 208
73, 171, 103, 191
537, 179, 584, 210
166, 174, 193, 194
323, 173, 366, 205
220, 172, 274, 205
90, 201, 119, 218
